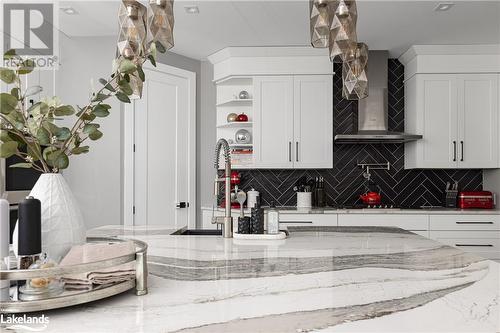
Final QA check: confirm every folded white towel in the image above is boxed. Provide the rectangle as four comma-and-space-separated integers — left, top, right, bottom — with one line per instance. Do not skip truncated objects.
59, 241, 136, 290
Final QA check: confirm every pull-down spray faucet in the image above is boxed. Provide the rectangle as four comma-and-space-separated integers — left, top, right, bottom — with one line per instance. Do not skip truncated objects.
213, 139, 233, 238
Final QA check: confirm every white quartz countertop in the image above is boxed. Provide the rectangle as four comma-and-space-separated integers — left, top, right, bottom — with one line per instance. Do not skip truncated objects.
204, 206, 500, 215
22, 225, 500, 333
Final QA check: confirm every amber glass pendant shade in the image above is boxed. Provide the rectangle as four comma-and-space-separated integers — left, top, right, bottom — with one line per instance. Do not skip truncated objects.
148, 0, 175, 51
328, 0, 358, 63
310, 0, 332, 48
117, 0, 148, 61
342, 42, 368, 100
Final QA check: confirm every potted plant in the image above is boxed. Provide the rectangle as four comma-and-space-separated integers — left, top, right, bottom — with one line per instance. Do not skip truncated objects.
0, 41, 166, 261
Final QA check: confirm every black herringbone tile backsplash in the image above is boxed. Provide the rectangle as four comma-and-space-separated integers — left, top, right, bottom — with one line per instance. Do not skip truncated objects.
234, 60, 482, 208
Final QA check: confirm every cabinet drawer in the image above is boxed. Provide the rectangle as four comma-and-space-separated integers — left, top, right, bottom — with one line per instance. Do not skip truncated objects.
429, 230, 500, 260
429, 215, 500, 231
279, 214, 337, 227
338, 214, 428, 231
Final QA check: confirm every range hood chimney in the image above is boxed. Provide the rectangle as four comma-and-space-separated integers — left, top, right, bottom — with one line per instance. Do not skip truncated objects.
334, 51, 422, 144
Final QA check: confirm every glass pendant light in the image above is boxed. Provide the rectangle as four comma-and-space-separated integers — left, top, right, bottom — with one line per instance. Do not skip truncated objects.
342, 42, 368, 100
310, 0, 332, 48
328, 0, 357, 63
148, 0, 175, 51
117, 0, 148, 61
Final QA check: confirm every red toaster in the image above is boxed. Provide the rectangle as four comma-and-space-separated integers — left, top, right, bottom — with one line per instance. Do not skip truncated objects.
458, 191, 494, 209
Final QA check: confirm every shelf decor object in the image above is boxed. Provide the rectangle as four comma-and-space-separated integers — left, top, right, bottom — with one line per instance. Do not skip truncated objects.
0, 0, 175, 263
0, 237, 148, 313
342, 42, 368, 100
310, 0, 332, 48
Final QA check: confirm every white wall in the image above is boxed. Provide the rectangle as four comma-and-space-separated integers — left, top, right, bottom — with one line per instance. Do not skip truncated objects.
56, 35, 123, 230
199, 61, 217, 225
484, 170, 500, 195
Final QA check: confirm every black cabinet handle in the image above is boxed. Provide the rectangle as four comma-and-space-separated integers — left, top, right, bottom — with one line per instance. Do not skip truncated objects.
453, 141, 457, 162
280, 221, 313, 224
455, 244, 494, 247
456, 221, 494, 224
296, 142, 299, 162
289, 142, 292, 162
460, 141, 464, 162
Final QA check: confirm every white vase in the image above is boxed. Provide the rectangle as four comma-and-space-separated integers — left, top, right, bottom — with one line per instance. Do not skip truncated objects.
14, 173, 86, 262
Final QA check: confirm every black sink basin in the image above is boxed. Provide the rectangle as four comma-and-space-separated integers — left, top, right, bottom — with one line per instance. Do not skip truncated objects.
173, 229, 222, 236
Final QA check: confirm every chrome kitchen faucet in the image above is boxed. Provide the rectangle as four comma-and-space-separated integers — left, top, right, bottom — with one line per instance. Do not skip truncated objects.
212, 139, 233, 238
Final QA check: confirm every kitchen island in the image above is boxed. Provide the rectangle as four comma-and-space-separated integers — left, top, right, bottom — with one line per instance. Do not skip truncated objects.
18, 226, 500, 332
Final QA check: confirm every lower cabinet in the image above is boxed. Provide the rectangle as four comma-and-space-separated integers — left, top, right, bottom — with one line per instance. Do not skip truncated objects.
279, 214, 337, 227
337, 214, 429, 235
428, 215, 500, 260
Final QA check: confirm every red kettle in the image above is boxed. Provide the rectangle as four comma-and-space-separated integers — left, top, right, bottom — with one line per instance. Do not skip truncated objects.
360, 191, 382, 205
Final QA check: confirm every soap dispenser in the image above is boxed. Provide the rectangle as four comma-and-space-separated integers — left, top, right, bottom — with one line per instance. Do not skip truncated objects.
267, 201, 279, 235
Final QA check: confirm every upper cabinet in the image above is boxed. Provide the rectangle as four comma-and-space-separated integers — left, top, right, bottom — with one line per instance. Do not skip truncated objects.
401, 45, 500, 169
253, 75, 333, 169
209, 47, 334, 169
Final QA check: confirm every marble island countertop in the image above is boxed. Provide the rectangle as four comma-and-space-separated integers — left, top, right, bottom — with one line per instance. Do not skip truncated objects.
23, 225, 500, 332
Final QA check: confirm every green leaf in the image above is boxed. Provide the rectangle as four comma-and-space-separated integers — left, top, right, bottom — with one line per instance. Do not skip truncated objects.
118, 80, 133, 95
137, 65, 145, 82
92, 104, 110, 117
18, 59, 35, 75
0, 68, 16, 84
28, 101, 49, 116
115, 91, 131, 103
9, 163, 32, 169
92, 93, 110, 102
71, 146, 90, 155
0, 141, 18, 158
0, 130, 12, 142
56, 127, 71, 140
99, 78, 116, 92
119, 59, 136, 74
4, 111, 24, 130
147, 54, 157, 67
89, 130, 103, 141
42, 120, 60, 136
46, 150, 69, 169
0, 93, 18, 114
82, 112, 96, 121
10, 88, 20, 100
43, 146, 57, 160
54, 105, 75, 116
3, 49, 16, 60
83, 123, 99, 135
155, 41, 167, 54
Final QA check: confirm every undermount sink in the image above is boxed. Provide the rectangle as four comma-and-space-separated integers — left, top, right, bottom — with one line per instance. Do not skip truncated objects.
173, 229, 222, 236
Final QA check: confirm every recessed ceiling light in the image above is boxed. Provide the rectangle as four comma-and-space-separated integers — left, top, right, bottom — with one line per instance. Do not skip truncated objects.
434, 3, 455, 11
61, 7, 78, 15
184, 6, 199, 14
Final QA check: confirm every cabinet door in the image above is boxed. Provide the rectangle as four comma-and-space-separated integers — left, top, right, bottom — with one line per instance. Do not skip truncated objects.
419, 74, 459, 168
458, 74, 499, 168
293, 75, 333, 168
253, 76, 294, 168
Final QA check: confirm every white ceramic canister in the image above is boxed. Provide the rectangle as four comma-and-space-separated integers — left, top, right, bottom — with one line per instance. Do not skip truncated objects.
247, 189, 260, 208
297, 192, 312, 208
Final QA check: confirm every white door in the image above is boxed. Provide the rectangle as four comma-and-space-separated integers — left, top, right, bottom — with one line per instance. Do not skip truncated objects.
420, 74, 459, 168
253, 76, 294, 168
132, 64, 196, 228
458, 74, 499, 168
293, 75, 333, 169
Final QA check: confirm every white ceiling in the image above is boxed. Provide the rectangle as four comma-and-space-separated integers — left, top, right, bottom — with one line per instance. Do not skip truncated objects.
59, 0, 500, 60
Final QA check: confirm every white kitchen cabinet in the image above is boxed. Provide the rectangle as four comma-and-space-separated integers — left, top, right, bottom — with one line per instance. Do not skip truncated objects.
253, 76, 294, 168
293, 76, 333, 168
253, 75, 333, 169
405, 73, 499, 169
279, 213, 337, 227
429, 231, 500, 260
337, 214, 429, 233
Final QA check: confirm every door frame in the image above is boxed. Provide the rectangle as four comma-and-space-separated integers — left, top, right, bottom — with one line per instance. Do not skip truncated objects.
123, 62, 196, 229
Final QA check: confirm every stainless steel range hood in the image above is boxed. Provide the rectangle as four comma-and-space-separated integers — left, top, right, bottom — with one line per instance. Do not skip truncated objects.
334, 51, 422, 144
